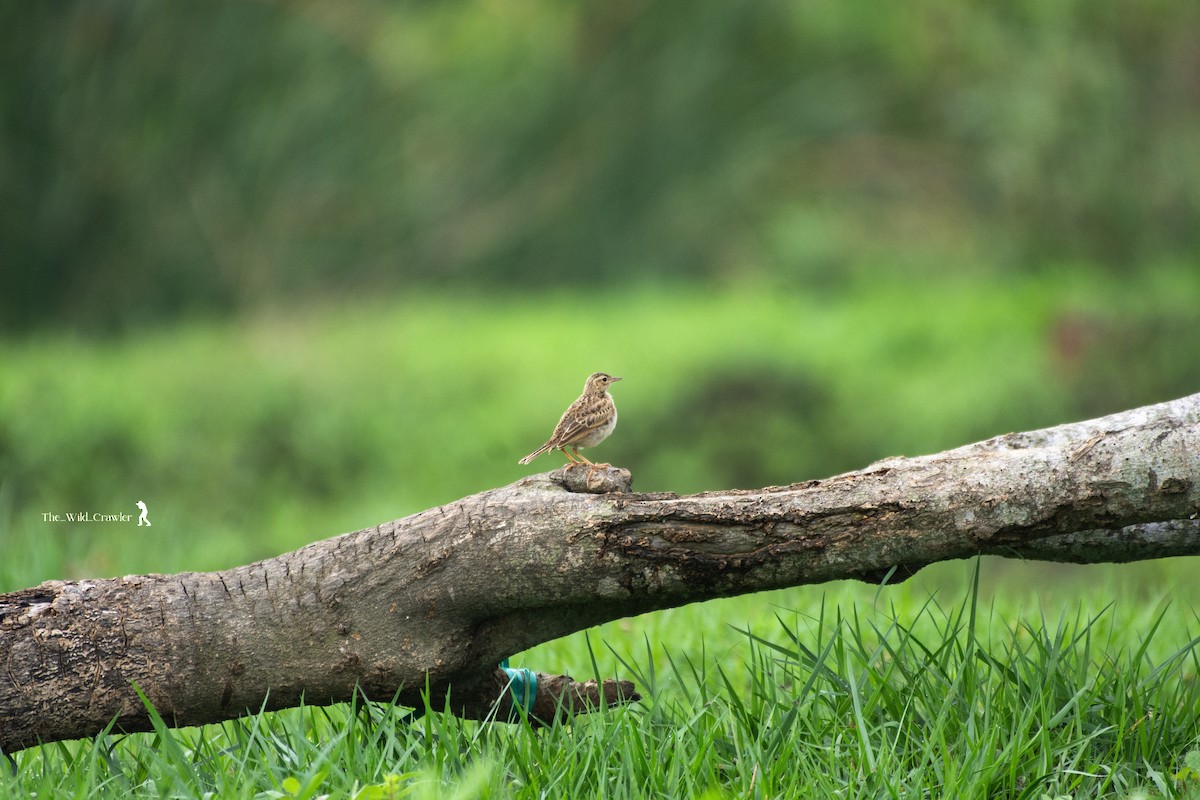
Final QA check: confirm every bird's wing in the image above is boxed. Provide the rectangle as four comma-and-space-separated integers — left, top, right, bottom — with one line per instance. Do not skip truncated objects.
550, 401, 607, 446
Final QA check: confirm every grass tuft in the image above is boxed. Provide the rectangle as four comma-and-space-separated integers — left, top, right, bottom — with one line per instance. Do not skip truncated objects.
5, 570, 1199, 798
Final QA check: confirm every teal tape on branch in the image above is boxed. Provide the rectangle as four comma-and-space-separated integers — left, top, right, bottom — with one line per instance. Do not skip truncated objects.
500, 658, 537, 712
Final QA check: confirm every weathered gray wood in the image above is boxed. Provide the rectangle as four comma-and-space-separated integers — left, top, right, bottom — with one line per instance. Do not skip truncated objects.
2, 393, 1198, 752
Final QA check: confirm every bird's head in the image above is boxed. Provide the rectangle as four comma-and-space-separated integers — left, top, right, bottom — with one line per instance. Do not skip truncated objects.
585, 372, 621, 393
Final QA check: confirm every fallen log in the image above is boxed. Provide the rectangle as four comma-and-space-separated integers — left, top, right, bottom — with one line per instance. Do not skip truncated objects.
2, 393, 1198, 752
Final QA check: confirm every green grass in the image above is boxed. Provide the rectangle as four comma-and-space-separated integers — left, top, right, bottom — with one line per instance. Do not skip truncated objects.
2, 276, 1200, 797
4, 569, 1200, 798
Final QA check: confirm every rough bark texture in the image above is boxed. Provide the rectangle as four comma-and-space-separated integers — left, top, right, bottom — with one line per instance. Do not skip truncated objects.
2, 394, 1198, 752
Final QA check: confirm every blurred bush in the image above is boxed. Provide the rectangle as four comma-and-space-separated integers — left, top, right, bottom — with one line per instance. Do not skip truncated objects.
2, 1, 1199, 331
2, 275, 1196, 583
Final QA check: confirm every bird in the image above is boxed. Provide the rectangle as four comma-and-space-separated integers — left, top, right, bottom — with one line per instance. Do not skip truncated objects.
519, 372, 621, 468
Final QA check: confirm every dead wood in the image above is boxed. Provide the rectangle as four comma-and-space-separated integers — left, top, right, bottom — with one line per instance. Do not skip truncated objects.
1, 394, 1197, 752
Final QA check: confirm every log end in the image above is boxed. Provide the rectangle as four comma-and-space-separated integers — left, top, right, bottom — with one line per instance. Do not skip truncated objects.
451, 668, 641, 727
529, 673, 641, 726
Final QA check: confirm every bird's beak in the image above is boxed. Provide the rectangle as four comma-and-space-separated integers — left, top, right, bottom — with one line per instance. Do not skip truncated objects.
611, 376, 623, 382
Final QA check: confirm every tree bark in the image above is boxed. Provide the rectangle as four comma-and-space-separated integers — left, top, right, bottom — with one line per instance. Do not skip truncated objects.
2, 394, 1198, 752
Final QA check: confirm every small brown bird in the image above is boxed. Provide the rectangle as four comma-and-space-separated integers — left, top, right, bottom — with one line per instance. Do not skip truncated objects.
519, 372, 621, 467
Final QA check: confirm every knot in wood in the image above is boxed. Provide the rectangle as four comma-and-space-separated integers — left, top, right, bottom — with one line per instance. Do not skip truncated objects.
550, 465, 632, 494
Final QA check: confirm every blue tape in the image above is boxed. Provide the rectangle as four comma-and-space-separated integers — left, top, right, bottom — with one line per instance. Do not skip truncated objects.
499, 658, 537, 712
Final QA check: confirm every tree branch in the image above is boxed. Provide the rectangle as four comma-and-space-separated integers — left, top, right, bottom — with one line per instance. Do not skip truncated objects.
2, 394, 1198, 752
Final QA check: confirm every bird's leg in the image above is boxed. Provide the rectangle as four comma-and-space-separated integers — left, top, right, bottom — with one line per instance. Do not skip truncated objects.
572, 448, 607, 480
575, 450, 613, 469
562, 448, 583, 468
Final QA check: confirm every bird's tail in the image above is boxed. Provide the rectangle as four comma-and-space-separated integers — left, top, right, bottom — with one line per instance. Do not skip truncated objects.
518, 443, 551, 465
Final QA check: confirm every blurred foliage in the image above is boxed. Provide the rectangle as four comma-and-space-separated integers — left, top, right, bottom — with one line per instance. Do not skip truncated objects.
2, 272, 1197, 587
3, 0, 1200, 331
1, 1, 1198, 592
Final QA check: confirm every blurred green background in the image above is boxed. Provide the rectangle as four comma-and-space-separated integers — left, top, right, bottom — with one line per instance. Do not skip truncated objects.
1, 0, 1198, 592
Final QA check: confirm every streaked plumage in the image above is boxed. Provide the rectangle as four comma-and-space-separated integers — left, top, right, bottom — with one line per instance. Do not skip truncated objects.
519, 372, 621, 467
